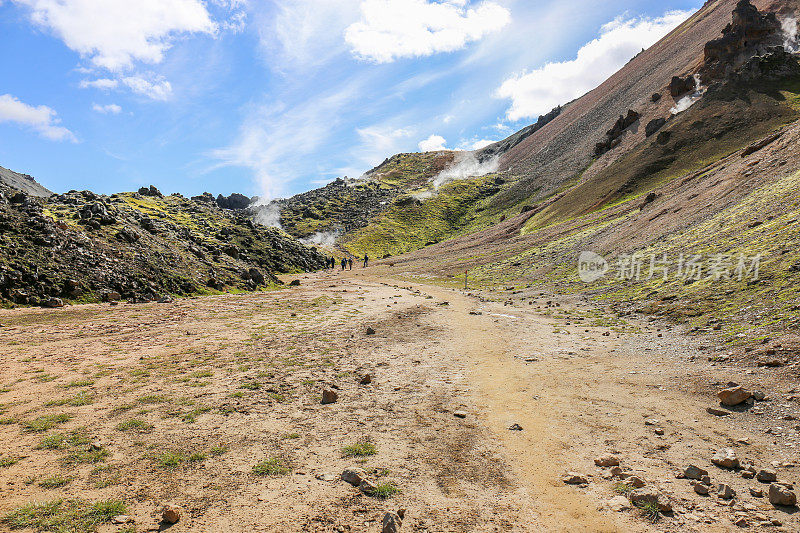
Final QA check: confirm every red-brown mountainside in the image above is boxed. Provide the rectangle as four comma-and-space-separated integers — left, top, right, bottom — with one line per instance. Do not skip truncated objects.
492, 0, 800, 208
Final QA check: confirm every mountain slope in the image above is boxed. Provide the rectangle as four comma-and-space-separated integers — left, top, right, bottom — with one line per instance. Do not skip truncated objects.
0, 165, 52, 197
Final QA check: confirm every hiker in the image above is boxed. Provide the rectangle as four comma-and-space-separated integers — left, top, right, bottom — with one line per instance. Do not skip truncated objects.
341, 258, 347, 271
363, 253, 369, 268
347, 258, 353, 270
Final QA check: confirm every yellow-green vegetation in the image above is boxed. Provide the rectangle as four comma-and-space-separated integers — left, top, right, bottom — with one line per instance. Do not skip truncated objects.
115, 419, 153, 433
252, 457, 290, 476
368, 482, 401, 499
344, 174, 510, 257
24, 413, 72, 432
38, 475, 72, 489
2, 499, 125, 533
342, 441, 377, 457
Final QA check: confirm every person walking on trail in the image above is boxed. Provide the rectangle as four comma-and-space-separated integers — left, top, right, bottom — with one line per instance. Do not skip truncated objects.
363, 254, 369, 268
347, 258, 353, 270
341, 258, 347, 271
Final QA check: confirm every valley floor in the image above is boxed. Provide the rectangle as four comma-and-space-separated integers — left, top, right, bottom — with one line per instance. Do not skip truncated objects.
0, 268, 798, 532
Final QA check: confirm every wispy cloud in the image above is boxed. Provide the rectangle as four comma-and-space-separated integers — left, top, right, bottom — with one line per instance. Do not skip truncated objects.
92, 103, 122, 114
496, 10, 693, 121
345, 0, 511, 63
0, 93, 77, 142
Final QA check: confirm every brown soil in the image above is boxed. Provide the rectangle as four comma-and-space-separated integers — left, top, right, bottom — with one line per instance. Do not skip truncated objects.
1, 268, 798, 531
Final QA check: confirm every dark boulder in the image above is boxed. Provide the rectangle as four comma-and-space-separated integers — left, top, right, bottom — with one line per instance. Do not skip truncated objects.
670, 76, 696, 99
645, 118, 667, 137
216, 193, 252, 210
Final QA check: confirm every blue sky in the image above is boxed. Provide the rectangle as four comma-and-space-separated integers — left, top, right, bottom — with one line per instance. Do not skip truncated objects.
0, 0, 701, 198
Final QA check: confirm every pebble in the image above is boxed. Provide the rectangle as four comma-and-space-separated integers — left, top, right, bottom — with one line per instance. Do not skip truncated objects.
341, 468, 367, 486
718, 386, 751, 406
562, 472, 588, 485
161, 506, 181, 524
718, 483, 736, 500
321, 389, 339, 404
693, 482, 710, 495
594, 455, 620, 467
756, 469, 777, 483
382, 512, 402, 533
453, 410, 467, 418
684, 465, 708, 480
711, 448, 740, 469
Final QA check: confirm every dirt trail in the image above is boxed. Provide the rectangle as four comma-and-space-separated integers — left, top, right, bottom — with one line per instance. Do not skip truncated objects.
0, 268, 797, 532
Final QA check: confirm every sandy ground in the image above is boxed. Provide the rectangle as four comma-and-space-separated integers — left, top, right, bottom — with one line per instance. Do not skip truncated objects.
0, 267, 798, 532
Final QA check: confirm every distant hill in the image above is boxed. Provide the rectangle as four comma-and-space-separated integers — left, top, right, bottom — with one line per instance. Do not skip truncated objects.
0, 165, 53, 197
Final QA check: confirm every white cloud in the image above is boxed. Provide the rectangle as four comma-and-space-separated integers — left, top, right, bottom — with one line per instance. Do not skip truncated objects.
15, 0, 219, 71
92, 103, 122, 114
121, 75, 172, 101
0, 93, 77, 142
496, 10, 693, 121
345, 0, 511, 63
470, 138, 495, 150
418, 134, 448, 151
79, 78, 119, 90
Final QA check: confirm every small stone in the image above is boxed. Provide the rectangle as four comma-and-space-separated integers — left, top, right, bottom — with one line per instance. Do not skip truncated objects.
629, 486, 659, 507
341, 468, 366, 486
365, 327, 376, 335
693, 482, 710, 495
749, 487, 764, 497
742, 471, 755, 479
701, 475, 712, 485
756, 469, 777, 482
718, 386, 751, 406
161, 506, 181, 524
453, 410, 467, 418
382, 512, 402, 533
644, 418, 660, 426
321, 389, 338, 404
610, 466, 626, 478
359, 374, 372, 385
711, 448, 739, 469
316, 473, 336, 482
288, 279, 300, 286
43, 297, 64, 308
718, 483, 736, 500
684, 465, 709, 480
733, 516, 749, 527
562, 472, 588, 485
358, 478, 377, 495
112, 515, 132, 524
606, 495, 631, 512
508, 423, 523, 431
594, 455, 620, 467
753, 390, 766, 401
654, 427, 665, 435
768, 483, 797, 506
707, 407, 730, 416
626, 476, 645, 488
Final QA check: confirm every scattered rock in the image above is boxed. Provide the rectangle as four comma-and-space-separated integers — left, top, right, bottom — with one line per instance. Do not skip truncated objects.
606, 495, 631, 512
382, 512, 402, 533
733, 516, 749, 527
288, 279, 301, 286
644, 418, 660, 426
365, 326, 376, 335
358, 478, 377, 495
111, 515, 133, 525
654, 427, 665, 435
750, 487, 764, 497
768, 483, 797, 506
562, 472, 588, 485
594, 455, 620, 467
629, 486, 659, 507
757, 469, 777, 483
161, 506, 181, 524
508, 423, 523, 431
626, 476, 645, 488
610, 466, 626, 478
693, 482, 710, 495
359, 374, 372, 385
645, 118, 667, 137
341, 468, 367, 486
718, 385, 752, 406
321, 389, 338, 404
718, 483, 736, 500
453, 410, 467, 419
742, 470, 755, 479
712, 448, 740, 469
316, 473, 337, 482
43, 297, 64, 308
707, 406, 730, 416
684, 465, 709, 480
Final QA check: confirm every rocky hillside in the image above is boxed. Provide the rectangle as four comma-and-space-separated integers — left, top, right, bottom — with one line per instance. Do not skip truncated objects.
0, 165, 52, 197
0, 182, 325, 307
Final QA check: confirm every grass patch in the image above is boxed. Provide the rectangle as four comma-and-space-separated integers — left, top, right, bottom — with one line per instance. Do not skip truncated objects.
62, 379, 94, 388
252, 457, 290, 476
0, 456, 20, 468
2, 499, 125, 532
37, 429, 89, 450
154, 451, 184, 469
45, 392, 94, 407
282, 433, 300, 440
369, 482, 401, 499
24, 413, 72, 432
137, 394, 168, 404
210, 445, 228, 456
115, 419, 153, 433
239, 381, 261, 390
635, 500, 661, 523
342, 441, 377, 458
613, 481, 634, 496
64, 447, 109, 465
38, 475, 72, 489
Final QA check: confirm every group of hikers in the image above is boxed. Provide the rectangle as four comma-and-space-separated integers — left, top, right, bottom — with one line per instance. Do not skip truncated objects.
324, 254, 369, 271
